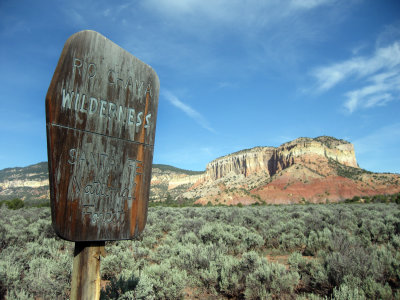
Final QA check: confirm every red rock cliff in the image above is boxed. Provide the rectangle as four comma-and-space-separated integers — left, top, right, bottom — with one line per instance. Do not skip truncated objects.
205, 136, 358, 180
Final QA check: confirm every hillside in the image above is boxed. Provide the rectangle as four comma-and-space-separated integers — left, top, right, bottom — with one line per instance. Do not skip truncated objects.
1, 136, 399, 205
0, 162, 49, 202
185, 136, 399, 205
0, 162, 204, 203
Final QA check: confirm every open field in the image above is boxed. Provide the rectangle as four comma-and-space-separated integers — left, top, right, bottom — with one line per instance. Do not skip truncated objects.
1, 203, 399, 299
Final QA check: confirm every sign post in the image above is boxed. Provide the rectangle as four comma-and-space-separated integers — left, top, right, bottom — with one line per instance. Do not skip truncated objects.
45, 30, 159, 299
70, 242, 105, 300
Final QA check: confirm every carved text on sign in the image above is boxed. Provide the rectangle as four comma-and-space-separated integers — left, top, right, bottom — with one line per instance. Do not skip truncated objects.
46, 30, 159, 241
60, 88, 152, 136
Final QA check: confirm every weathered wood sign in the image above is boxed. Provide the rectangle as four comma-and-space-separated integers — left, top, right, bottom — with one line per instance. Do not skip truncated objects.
46, 30, 159, 241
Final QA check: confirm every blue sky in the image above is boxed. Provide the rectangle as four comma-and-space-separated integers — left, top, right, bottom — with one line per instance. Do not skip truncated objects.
1, 0, 399, 173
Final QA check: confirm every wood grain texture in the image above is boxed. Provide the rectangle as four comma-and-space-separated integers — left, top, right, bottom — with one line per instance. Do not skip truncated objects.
46, 30, 159, 241
70, 242, 105, 300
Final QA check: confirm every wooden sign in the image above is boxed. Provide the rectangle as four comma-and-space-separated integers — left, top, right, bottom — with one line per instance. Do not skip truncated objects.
46, 30, 159, 241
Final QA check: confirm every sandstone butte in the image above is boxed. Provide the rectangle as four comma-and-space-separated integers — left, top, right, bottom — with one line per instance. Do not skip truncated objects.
151, 136, 400, 205
1, 136, 400, 205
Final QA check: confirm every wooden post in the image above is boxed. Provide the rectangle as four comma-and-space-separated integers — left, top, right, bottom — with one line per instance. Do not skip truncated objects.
70, 242, 105, 300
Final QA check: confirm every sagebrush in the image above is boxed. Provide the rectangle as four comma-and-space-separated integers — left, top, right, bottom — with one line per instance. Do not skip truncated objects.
1, 203, 399, 299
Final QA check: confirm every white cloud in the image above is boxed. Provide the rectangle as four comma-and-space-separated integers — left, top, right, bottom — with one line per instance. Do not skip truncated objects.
351, 43, 367, 55
365, 93, 393, 108
344, 71, 400, 113
313, 42, 400, 91
142, 0, 334, 29
163, 90, 216, 133
289, 0, 333, 10
123, 0, 359, 79
311, 41, 400, 113
376, 22, 400, 49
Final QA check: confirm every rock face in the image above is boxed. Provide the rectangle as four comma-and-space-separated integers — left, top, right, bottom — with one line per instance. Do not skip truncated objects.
181, 136, 399, 205
0, 162, 50, 201
149, 165, 204, 202
205, 137, 358, 180
0, 179, 49, 189
206, 147, 275, 180
1, 136, 399, 205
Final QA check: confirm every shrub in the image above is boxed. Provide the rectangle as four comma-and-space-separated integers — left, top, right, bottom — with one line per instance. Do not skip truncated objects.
332, 284, 365, 300
5, 198, 24, 210
244, 260, 299, 299
288, 252, 330, 295
141, 262, 187, 299
135, 274, 156, 299
218, 255, 241, 297
101, 275, 139, 300
0, 254, 23, 293
279, 229, 306, 252
102, 243, 137, 280
1, 203, 400, 298
304, 228, 332, 256
198, 261, 219, 293
362, 277, 392, 300
236, 228, 264, 252
22, 254, 71, 298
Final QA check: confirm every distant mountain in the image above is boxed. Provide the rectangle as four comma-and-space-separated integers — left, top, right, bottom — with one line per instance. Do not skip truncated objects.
0, 162, 203, 203
150, 164, 204, 202
1, 136, 399, 205
0, 162, 49, 202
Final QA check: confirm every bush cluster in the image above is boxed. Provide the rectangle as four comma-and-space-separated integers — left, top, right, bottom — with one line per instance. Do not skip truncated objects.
345, 192, 400, 204
1, 203, 400, 299
0, 198, 24, 210
0, 207, 73, 299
